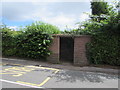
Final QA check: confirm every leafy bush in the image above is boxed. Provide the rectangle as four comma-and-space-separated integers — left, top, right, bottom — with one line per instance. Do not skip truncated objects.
86, 14, 120, 66
87, 33, 120, 66
16, 30, 52, 59
2, 21, 61, 59
64, 3, 120, 66
2, 28, 18, 56
23, 21, 61, 34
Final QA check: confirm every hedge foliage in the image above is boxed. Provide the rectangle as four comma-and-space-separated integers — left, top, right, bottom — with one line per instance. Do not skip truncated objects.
16, 31, 52, 59
2, 28, 19, 56
2, 22, 61, 59
62, 4, 120, 66
87, 33, 120, 66
87, 14, 120, 66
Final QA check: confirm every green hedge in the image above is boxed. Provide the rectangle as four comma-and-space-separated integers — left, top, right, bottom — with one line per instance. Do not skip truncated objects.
63, 10, 120, 66
86, 14, 120, 66
87, 33, 120, 66
2, 22, 61, 59
2, 28, 18, 56
16, 30, 52, 59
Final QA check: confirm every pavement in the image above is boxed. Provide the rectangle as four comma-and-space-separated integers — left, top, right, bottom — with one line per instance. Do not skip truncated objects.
1, 58, 119, 75
0, 58, 119, 89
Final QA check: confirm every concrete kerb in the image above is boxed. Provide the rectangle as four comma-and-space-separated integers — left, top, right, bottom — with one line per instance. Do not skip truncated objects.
1, 57, 119, 75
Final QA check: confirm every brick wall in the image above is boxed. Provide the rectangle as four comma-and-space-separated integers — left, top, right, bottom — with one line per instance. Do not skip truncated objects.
48, 35, 91, 66
74, 35, 91, 66
47, 36, 60, 63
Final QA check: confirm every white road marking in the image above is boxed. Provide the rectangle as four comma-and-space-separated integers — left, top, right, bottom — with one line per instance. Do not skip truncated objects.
0, 79, 43, 88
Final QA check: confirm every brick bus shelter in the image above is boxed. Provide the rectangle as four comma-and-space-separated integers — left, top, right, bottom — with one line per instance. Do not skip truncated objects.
47, 35, 91, 66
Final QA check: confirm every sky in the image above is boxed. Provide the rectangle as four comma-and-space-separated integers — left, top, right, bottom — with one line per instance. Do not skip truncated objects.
0, 0, 117, 31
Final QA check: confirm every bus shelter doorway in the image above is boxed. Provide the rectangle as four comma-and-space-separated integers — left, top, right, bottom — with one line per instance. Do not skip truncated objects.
60, 37, 74, 63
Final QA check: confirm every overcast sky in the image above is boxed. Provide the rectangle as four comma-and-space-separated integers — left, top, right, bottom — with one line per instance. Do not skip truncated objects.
1, 0, 116, 30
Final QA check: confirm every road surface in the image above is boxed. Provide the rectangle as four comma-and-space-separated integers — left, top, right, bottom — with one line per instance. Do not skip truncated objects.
0, 59, 119, 89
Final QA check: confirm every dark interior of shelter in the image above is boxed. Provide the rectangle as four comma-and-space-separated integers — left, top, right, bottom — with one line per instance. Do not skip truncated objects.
60, 37, 74, 63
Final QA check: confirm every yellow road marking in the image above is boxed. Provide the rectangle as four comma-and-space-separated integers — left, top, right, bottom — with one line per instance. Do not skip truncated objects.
17, 77, 51, 87
10, 64, 22, 66
13, 74, 24, 77
8, 67, 35, 71
0, 63, 7, 65
38, 77, 51, 86
1, 63, 60, 70
0, 63, 22, 66
0, 79, 43, 88
1, 63, 60, 71
16, 69, 59, 87
54, 70, 59, 74
0, 72, 26, 77
0, 72, 26, 74
0, 65, 60, 77
1, 63, 60, 86
26, 66, 59, 71
0, 67, 35, 77
15, 67, 59, 87
0, 73, 26, 77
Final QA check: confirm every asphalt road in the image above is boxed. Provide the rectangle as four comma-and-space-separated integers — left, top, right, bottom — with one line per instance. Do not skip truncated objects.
0, 60, 119, 89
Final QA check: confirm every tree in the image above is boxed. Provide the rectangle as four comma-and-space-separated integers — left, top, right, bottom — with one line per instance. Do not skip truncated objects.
90, 0, 110, 22
91, 0, 109, 16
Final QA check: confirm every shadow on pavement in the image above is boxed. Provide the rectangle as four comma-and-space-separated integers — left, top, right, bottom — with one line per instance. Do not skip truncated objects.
53, 70, 118, 83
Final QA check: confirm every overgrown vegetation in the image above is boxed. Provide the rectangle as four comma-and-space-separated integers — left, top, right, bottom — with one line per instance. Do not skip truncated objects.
91, 0, 109, 16
87, 1, 120, 66
1, 1, 119, 66
87, 13, 120, 66
62, 1, 120, 66
2, 22, 61, 59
